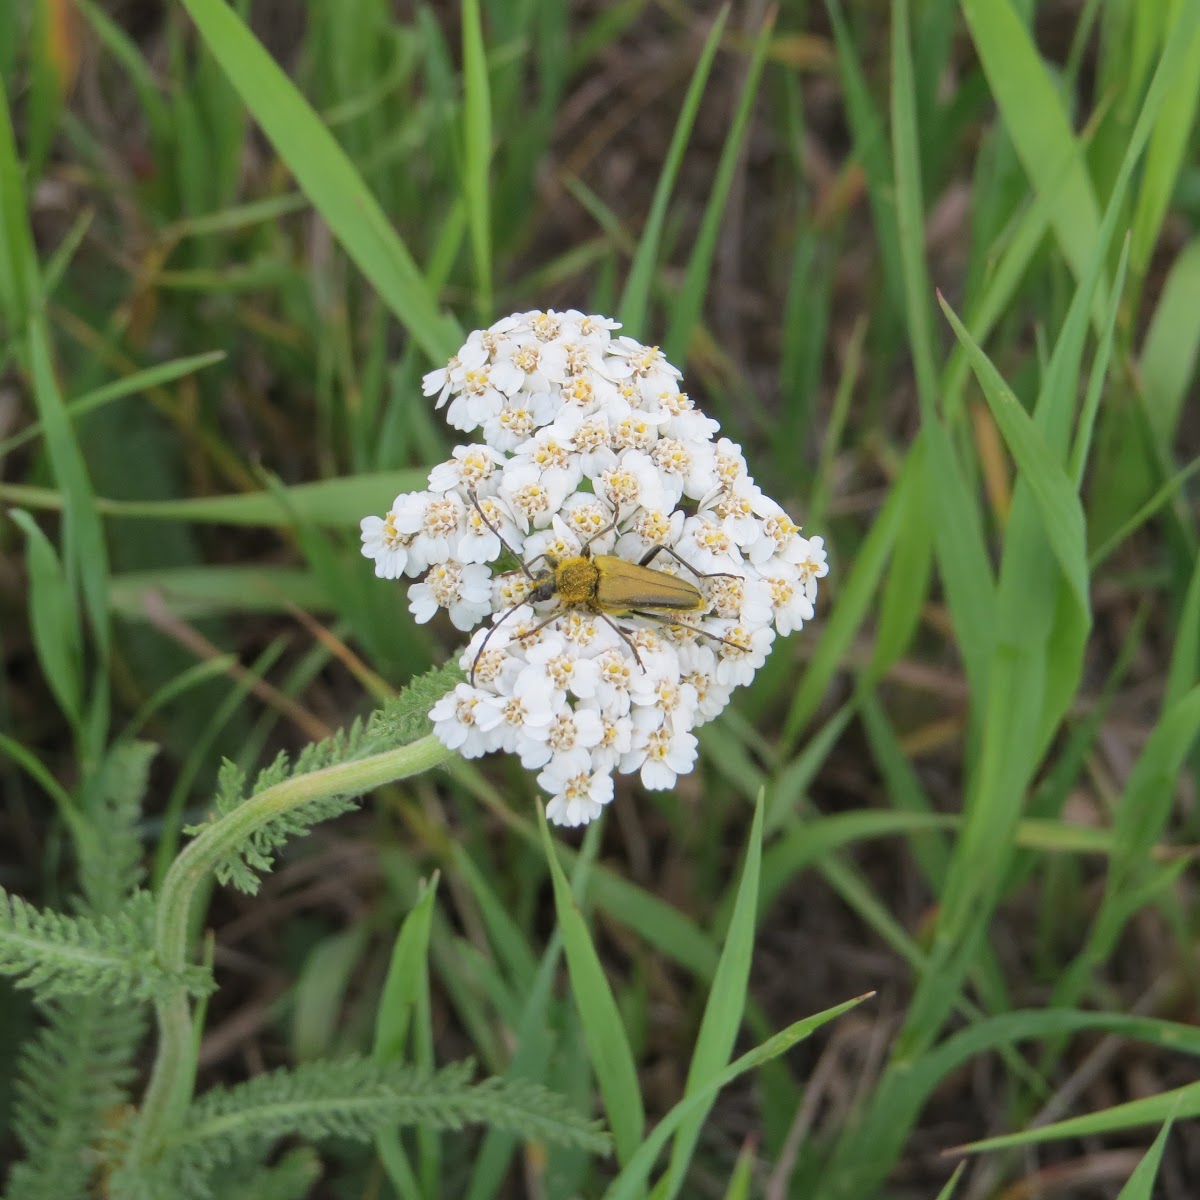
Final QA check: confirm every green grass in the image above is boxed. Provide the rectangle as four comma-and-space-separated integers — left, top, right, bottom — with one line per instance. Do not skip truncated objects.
2, 0, 1200, 1196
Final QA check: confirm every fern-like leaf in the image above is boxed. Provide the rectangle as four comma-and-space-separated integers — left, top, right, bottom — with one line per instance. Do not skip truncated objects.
151, 1057, 608, 1197
368, 660, 464, 746
76, 739, 156, 911
3, 739, 167, 1200
185, 664, 463, 895
4, 994, 146, 1200
196, 1148, 321, 1200
0, 887, 213, 1002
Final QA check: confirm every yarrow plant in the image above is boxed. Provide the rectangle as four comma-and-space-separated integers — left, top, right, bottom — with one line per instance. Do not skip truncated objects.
361, 310, 827, 826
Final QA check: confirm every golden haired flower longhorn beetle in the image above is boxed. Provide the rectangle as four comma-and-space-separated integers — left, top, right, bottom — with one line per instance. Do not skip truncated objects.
466, 491, 743, 684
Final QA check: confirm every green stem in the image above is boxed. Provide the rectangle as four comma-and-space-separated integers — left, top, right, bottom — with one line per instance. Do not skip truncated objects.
129, 733, 455, 1168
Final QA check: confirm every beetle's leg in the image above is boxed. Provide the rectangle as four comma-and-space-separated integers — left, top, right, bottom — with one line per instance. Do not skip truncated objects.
629, 609, 749, 656
596, 612, 645, 671
637, 542, 739, 582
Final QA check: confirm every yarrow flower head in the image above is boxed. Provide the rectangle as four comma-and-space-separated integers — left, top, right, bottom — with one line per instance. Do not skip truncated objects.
362, 310, 828, 826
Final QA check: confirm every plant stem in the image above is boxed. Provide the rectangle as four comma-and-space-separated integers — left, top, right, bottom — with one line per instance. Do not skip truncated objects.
128, 733, 455, 1168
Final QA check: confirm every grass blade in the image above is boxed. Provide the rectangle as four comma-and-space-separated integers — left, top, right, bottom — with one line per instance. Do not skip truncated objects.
960, 0, 1104, 316
1116, 1119, 1175, 1200
1139, 237, 1200, 449
938, 295, 1090, 618
664, 10, 774, 365
177, 0, 460, 362
461, 0, 492, 319
0, 469, 426, 528
0, 351, 227, 457
618, 6, 729, 335
8, 509, 83, 727
605, 994, 871, 1200
956, 1084, 1194, 1155
539, 806, 644, 1166
373, 875, 440, 1063
654, 792, 764, 1199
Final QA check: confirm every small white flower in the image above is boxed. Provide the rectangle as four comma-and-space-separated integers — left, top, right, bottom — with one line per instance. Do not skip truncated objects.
541, 764, 614, 827
621, 710, 698, 790
599, 449, 674, 513
476, 686, 554, 754
429, 684, 497, 758
676, 514, 744, 574
525, 634, 602, 699
422, 339, 488, 407
408, 562, 493, 630
500, 461, 576, 531
444, 362, 507, 431
797, 535, 830, 597
713, 622, 775, 687
458, 494, 523, 565
359, 510, 414, 579
428, 444, 502, 493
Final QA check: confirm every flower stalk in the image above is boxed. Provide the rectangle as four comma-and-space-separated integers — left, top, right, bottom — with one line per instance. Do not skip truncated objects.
128, 733, 455, 1167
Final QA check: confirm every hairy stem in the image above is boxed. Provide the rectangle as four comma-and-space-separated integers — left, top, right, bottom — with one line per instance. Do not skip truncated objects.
129, 734, 455, 1169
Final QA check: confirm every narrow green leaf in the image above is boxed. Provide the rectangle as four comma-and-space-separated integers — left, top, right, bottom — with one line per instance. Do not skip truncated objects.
1129, 11, 1200, 278
934, 1163, 967, 1200
870, 469, 934, 681
958, 1083, 1196, 1155
1166, 546, 1200, 707
293, 926, 370, 1060
9, 509, 83, 726
1116, 1118, 1175, 1200
938, 295, 1090, 619
618, 6, 729, 334
827, 1009, 1200, 1194
0, 76, 30, 327
1140, 237, 1200, 449
464, 939, 563, 1200
889, 0, 938, 414
0, 469, 426, 528
960, 0, 1105, 314
605, 995, 870, 1200
1105, 685, 1200, 910
0, 351, 227, 457
108, 566, 329, 620
720, 1139, 756, 1200
656, 793, 764, 1199
539, 806, 645, 1166
825, 0, 906, 315
374, 875, 441, 1063
664, 11, 773, 365
26, 315, 112, 661
1070, 235, 1131, 487
177, 0, 460, 362
461, 0, 493, 319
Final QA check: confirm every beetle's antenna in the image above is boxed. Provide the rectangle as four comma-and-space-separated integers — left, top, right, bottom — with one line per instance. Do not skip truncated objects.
512, 609, 567, 646
468, 489, 536, 582
629, 610, 751, 656
637, 542, 739, 583
581, 495, 624, 555
596, 612, 645, 670
470, 598, 527, 685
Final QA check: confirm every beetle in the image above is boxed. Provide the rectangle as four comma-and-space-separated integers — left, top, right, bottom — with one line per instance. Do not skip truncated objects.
465, 491, 741, 684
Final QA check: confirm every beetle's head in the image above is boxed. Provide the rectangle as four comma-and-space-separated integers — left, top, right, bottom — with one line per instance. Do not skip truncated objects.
528, 566, 558, 604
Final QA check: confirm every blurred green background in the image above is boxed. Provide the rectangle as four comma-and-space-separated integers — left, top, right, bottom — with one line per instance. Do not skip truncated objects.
2, 0, 1200, 1196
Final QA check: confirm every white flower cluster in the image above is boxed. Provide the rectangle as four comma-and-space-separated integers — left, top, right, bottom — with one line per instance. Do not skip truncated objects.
361, 310, 827, 826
